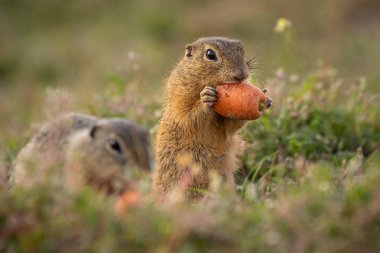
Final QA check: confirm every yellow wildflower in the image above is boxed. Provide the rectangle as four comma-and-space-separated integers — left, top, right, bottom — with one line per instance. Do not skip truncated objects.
274, 18, 292, 33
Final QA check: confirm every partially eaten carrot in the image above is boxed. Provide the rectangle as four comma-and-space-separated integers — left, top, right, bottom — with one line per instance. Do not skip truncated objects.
114, 190, 141, 215
213, 82, 271, 120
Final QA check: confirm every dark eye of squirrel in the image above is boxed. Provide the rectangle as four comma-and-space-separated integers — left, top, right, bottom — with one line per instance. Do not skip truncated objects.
205, 49, 217, 61
109, 139, 122, 154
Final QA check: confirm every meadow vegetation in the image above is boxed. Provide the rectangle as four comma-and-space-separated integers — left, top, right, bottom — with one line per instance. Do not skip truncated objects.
1, 0, 380, 252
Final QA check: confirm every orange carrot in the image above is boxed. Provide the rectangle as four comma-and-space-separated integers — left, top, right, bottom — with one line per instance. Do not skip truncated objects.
115, 190, 140, 215
213, 82, 269, 120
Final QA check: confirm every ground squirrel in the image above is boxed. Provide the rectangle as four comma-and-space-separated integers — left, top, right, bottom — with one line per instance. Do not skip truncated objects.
153, 37, 266, 199
13, 113, 152, 194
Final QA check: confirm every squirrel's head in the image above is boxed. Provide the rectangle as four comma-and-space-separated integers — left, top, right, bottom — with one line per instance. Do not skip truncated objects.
67, 118, 152, 193
176, 37, 250, 88
87, 119, 152, 174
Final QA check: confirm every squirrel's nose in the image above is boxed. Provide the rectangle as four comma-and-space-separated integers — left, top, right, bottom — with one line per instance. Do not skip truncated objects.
233, 69, 248, 82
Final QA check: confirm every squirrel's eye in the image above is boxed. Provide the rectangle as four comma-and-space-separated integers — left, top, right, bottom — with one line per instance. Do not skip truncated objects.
205, 49, 217, 61
108, 139, 122, 154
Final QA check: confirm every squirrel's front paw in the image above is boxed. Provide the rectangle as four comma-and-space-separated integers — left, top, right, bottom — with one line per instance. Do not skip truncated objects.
200, 86, 217, 112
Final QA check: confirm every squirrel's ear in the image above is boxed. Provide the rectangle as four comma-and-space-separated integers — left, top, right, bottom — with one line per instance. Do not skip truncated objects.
89, 125, 98, 139
185, 44, 193, 57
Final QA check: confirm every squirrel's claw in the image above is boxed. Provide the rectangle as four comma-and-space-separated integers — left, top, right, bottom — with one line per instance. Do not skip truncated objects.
200, 86, 217, 112
266, 96, 272, 109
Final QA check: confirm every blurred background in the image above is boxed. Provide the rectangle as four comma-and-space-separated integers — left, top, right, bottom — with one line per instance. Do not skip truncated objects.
1, 2, 380, 251
1, 0, 379, 153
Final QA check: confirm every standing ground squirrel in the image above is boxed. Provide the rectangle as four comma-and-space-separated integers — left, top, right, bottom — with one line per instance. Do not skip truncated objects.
153, 37, 263, 199
13, 113, 152, 194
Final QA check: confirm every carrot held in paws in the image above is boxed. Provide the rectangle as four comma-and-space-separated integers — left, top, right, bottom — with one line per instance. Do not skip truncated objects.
213, 82, 272, 120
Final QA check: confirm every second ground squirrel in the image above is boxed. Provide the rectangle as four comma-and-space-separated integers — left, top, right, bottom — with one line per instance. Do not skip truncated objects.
13, 113, 152, 194
153, 37, 261, 199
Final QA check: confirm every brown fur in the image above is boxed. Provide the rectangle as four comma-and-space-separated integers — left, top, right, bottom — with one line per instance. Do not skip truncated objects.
153, 37, 251, 199
13, 113, 152, 194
